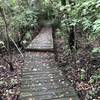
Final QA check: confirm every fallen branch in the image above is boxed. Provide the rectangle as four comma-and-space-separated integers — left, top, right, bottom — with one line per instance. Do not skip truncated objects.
8, 35, 24, 58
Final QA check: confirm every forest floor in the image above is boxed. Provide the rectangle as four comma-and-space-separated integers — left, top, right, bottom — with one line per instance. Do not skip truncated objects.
0, 50, 23, 100
0, 28, 100, 100
55, 34, 100, 100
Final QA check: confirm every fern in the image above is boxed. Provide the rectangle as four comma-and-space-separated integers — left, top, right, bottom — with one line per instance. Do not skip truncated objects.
93, 19, 100, 37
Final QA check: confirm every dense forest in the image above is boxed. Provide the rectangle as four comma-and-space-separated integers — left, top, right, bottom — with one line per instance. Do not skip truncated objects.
0, 0, 100, 100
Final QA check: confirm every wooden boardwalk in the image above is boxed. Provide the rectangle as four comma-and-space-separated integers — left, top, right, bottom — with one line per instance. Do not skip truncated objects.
26, 27, 53, 51
20, 27, 79, 100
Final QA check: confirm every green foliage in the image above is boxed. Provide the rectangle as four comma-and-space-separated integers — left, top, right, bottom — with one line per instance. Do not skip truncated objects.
92, 47, 100, 53
57, 0, 100, 39
89, 70, 100, 84
0, 0, 99, 45
80, 68, 85, 80
25, 31, 32, 41
11, 8, 38, 32
42, 4, 54, 20
56, 28, 65, 36
0, 0, 40, 46
11, 0, 16, 5
75, 0, 100, 37
61, 0, 66, 6
93, 19, 100, 37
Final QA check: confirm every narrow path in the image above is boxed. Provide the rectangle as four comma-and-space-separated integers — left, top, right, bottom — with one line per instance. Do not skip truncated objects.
26, 27, 53, 51
20, 27, 79, 100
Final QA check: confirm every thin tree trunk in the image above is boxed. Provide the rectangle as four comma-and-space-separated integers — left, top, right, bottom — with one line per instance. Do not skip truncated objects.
0, 6, 10, 54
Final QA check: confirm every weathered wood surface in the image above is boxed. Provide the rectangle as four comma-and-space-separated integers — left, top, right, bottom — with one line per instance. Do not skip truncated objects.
26, 27, 53, 51
20, 27, 79, 100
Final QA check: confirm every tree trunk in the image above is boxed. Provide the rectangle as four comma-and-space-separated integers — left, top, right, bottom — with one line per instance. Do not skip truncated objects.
0, 6, 10, 53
